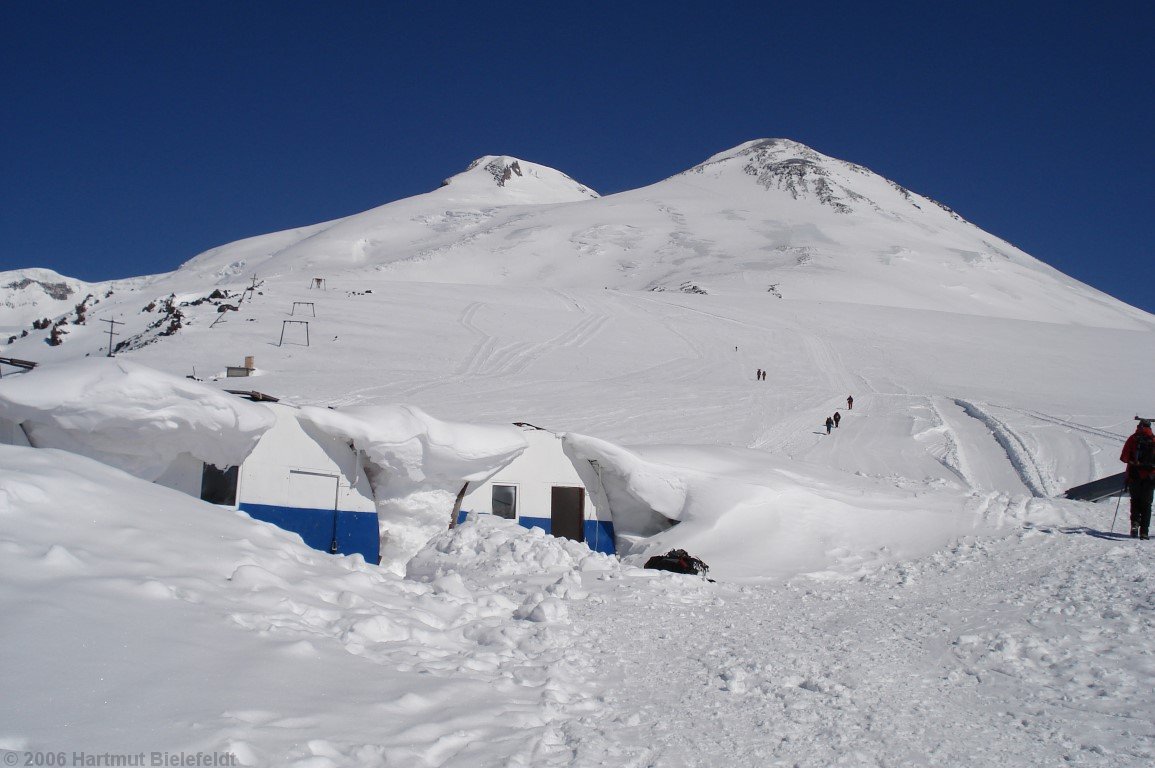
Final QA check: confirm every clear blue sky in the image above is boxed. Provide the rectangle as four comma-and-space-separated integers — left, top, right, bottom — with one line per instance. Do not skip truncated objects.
2, 2, 1152, 313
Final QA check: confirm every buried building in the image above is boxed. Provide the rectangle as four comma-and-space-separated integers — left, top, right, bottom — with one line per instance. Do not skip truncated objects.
459, 424, 617, 555
0, 358, 380, 562
158, 395, 380, 562
0, 359, 652, 565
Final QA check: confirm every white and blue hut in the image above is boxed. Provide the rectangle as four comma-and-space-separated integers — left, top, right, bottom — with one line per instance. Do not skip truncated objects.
0, 358, 381, 564
459, 423, 615, 555
156, 394, 380, 563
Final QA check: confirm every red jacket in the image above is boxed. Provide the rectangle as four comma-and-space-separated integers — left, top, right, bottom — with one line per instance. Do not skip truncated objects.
1121, 425, 1155, 483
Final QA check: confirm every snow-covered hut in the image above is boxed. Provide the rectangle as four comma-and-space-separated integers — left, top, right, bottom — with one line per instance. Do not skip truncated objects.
459, 424, 615, 554
0, 359, 380, 563
156, 397, 380, 563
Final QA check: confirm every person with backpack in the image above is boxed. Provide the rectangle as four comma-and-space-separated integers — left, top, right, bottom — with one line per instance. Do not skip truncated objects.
1120, 419, 1155, 539
833, 411, 841, 428
825, 416, 834, 435
847, 395, 854, 410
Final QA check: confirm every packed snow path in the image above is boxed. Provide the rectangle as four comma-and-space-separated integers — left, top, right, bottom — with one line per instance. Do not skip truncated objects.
560, 497, 1155, 767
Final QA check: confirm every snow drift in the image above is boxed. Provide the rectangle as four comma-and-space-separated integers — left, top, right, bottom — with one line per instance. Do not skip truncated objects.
0, 358, 274, 479
0, 444, 616, 764
299, 403, 528, 496
565, 433, 1002, 580
299, 404, 529, 569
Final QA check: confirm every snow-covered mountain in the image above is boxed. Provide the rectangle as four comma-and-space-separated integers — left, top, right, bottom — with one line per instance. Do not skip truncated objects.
3, 139, 1155, 765
149, 138, 1151, 327
4, 140, 1153, 332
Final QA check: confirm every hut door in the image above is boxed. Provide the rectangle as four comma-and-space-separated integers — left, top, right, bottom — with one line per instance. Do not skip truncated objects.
550, 486, 585, 542
289, 470, 341, 553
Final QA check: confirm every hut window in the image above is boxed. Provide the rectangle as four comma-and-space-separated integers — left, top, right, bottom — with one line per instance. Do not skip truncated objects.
492, 484, 517, 519
200, 464, 239, 506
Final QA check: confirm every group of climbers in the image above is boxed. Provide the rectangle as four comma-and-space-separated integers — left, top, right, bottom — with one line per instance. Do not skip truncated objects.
824, 396, 853, 434
749, 360, 1149, 542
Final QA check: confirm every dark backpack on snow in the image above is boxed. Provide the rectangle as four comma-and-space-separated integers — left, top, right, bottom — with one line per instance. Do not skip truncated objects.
644, 549, 711, 577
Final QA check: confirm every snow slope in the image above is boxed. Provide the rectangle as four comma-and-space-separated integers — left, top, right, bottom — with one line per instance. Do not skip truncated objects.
2, 264, 1152, 577
172, 155, 598, 282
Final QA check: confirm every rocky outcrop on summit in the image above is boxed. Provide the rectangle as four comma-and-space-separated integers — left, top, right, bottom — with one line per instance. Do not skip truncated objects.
4, 275, 75, 301
683, 138, 957, 219
439, 155, 598, 202
477, 157, 524, 187
685, 139, 855, 212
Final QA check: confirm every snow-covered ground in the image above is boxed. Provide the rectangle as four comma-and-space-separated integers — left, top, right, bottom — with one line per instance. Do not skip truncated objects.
3, 447, 1152, 766
2, 139, 1154, 765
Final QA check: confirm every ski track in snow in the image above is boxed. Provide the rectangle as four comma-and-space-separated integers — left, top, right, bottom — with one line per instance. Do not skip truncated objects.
1001, 407, 1127, 443
384, 292, 616, 400
615, 291, 859, 455
954, 399, 1052, 497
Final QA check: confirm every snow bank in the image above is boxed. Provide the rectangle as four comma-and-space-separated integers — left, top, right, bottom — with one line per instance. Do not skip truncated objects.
410, 513, 618, 584
299, 404, 528, 494
0, 357, 273, 479
298, 404, 528, 569
565, 434, 1002, 581
0, 444, 602, 764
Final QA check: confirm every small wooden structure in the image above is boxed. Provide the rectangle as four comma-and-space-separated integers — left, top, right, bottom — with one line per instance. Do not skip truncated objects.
0, 356, 37, 378
291, 301, 316, 316
309, 277, 326, 290
223, 388, 279, 402
226, 356, 256, 377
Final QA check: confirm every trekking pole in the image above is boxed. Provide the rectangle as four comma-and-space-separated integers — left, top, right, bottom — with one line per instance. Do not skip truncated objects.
1110, 479, 1126, 533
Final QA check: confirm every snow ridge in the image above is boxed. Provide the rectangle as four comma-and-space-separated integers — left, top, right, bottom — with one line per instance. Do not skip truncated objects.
954, 398, 1052, 497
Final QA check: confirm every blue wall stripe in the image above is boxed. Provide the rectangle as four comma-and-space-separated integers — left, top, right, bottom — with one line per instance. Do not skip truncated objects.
583, 519, 616, 555
240, 502, 380, 563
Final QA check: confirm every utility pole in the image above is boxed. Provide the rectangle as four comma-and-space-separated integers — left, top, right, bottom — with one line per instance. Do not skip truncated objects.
242, 275, 258, 303
101, 317, 123, 357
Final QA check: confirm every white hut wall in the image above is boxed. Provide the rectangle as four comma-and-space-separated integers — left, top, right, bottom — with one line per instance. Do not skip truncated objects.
460, 429, 614, 554
236, 405, 378, 562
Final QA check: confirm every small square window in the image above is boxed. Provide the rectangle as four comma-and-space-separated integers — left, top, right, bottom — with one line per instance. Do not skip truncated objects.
492, 484, 517, 519
201, 464, 239, 506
